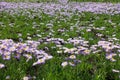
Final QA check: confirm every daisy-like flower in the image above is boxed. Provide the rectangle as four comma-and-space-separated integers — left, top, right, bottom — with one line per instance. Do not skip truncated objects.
2, 51, 11, 60
3, 55, 11, 60
101, 45, 111, 51
83, 49, 91, 55
70, 48, 77, 52
64, 48, 76, 54
32, 58, 45, 66
98, 41, 111, 47
0, 44, 7, 50
14, 53, 21, 59
106, 53, 116, 62
26, 40, 40, 48
0, 63, 5, 69
61, 61, 68, 67
96, 33, 103, 37
69, 62, 75, 66
69, 55, 76, 59
23, 54, 32, 62
64, 48, 71, 53
90, 45, 98, 50
77, 46, 87, 50
110, 58, 116, 62
45, 55, 53, 60
23, 46, 29, 51
9, 46, 16, 52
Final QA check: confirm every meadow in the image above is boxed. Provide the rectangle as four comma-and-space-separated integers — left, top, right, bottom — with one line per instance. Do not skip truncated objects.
0, 0, 120, 80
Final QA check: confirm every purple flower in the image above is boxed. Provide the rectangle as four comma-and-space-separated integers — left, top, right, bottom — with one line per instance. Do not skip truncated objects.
106, 53, 116, 62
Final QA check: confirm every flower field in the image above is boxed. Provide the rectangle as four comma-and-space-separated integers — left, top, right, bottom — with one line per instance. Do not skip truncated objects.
0, 1, 120, 80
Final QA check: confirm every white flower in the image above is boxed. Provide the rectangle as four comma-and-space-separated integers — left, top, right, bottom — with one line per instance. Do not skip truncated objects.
70, 48, 77, 52
27, 37, 32, 40
57, 51, 62, 54
61, 61, 68, 67
56, 45, 62, 48
64, 49, 70, 53
18, 33, 22, 37
33, 58, 45, 66
36, 34, 41, 37
45, 55, 53, 60
6, 75, 10, 79
69, 55, 76, 59
23, 76, 29, 80
0, 63, 5, 69
69, 62, 75, 66
112, 69, 119, 73
86, 29, 91, 32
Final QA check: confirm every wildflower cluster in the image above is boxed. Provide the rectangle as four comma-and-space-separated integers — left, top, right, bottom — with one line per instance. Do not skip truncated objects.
56, 38, 120, 67
0, 39, 53, 69
97, 41, 119, 61
1, 2, 120, 16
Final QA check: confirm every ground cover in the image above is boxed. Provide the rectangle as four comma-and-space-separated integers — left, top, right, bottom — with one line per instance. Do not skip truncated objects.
0, 1, 120, 80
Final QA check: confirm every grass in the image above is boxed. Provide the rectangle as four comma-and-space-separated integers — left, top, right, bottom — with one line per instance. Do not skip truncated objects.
1, 2, 120, 80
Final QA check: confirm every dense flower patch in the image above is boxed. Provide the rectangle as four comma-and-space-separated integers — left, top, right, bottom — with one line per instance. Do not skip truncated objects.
0, 38, 120, 70
0, 39, 53, 68
0, 2, 120, 15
